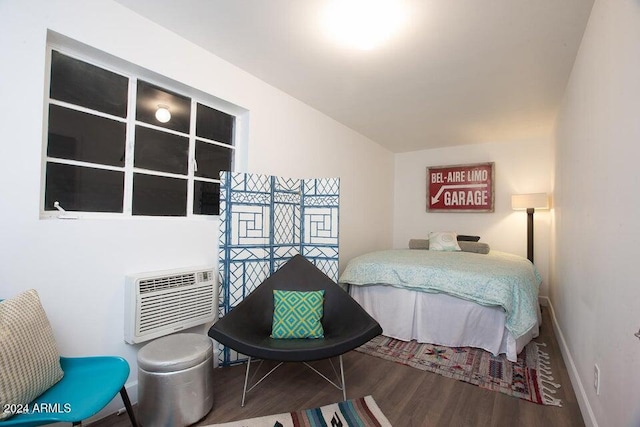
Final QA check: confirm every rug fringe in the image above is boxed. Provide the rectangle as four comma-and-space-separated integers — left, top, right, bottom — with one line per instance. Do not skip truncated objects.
536, 343, 563, 407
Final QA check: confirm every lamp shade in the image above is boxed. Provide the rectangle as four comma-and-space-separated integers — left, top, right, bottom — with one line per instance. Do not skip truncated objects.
511, 193, 549, 210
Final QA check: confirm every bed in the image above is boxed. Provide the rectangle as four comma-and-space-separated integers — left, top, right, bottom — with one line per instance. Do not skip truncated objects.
339, 245, 542, 362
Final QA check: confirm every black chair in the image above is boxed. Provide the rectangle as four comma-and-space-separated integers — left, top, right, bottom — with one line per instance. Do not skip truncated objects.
208, 254, 382, 406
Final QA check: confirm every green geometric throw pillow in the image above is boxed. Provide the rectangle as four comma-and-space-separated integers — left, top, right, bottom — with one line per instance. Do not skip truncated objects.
271, 290, 325, 339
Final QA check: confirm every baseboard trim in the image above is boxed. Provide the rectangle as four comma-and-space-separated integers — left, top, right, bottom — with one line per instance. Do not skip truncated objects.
542, 297, 598, 427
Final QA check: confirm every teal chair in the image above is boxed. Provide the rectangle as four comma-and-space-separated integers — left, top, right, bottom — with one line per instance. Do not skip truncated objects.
2, 356, 138, 426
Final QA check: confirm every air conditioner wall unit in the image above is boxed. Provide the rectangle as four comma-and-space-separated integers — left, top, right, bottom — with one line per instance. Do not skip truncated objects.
124, 266, 217, 344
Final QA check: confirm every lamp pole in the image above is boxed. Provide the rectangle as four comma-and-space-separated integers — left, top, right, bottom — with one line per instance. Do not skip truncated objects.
527, 208, 534, 263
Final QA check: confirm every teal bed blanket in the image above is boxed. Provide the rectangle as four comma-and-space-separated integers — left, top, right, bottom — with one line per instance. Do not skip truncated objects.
339, 250, 542, 339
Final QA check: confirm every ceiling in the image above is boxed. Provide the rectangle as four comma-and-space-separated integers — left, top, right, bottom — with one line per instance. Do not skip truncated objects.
115, 0, 594, 153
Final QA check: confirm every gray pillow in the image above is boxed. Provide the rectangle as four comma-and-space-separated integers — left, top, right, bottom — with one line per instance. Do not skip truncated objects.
409, 239, 490, 254
0, 290, 64, 420
458, 241, 490, 254
408, 239, 429, 250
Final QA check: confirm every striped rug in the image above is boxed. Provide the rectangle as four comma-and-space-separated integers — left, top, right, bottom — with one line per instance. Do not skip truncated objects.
356, 335, 562, 406
205, 395, 391, 427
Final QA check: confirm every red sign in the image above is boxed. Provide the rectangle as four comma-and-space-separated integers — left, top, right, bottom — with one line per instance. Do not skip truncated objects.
427, 162, 494, 212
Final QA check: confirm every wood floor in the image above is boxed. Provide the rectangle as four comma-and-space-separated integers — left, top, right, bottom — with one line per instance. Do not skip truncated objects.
95, 307, 584, 426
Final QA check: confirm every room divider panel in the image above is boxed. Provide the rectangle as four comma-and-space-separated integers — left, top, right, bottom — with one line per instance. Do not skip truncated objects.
218, 172, 340, 365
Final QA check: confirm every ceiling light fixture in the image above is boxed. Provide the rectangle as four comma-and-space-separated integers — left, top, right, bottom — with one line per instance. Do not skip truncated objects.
155, 105, 171, 123
323, 0, 407, 50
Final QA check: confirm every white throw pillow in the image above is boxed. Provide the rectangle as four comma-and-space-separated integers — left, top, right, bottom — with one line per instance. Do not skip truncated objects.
0, 290, 64, 420
428, 231, 462, 251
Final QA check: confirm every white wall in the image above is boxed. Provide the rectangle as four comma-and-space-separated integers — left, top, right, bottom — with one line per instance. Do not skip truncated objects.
393, 139, 552, 294
551, 0, 640, 426
0, 0, 393, 415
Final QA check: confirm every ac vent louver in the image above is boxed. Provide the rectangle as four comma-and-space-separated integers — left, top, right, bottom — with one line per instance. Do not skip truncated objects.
138, 273, 197, 294
124, 266, 217, 344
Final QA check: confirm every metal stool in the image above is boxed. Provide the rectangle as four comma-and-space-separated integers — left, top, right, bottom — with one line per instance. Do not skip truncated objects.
137, 333, 213, 426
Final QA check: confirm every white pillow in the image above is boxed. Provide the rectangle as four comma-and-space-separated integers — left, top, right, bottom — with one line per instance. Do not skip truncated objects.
428, 231, 461, 251
0, 290, 63, 420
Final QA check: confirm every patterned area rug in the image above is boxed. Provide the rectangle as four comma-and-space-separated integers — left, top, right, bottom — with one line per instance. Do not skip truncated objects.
205, 395, 391, 427
356, 336, 562, 407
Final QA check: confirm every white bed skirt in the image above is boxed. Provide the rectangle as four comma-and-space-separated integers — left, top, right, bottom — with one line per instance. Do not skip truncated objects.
349, 284, 541, 362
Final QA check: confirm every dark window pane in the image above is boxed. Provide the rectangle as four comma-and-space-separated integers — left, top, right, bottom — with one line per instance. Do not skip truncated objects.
44, 162, 124, 213
195, 141, 232, 179
134, 126, 189, 175
50, 50, 128, 118
136, 80, 191, 134
196, 103, 234, 144
47, 105, 126, 167
132, 173, 187, 216
193, 181, 220, 215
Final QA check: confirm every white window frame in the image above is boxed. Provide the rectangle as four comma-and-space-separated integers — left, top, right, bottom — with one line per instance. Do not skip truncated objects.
40, 33, 248, 220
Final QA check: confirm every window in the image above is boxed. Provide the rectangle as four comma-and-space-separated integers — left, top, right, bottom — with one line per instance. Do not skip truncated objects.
43, 48, 240, 218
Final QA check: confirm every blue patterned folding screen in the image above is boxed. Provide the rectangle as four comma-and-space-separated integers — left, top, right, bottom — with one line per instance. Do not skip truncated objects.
218, 172, 339, 365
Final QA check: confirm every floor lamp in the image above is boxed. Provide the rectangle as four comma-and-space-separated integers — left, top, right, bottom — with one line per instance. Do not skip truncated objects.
511, 193, 549, 263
